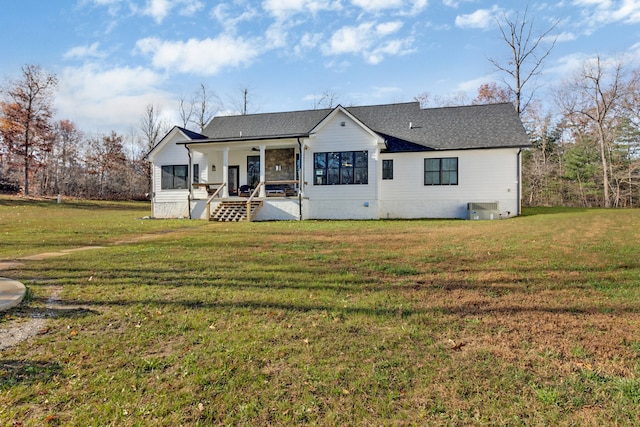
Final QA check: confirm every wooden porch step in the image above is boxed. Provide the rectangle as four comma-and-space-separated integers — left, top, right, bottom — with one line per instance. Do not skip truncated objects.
210, 200, 263, 222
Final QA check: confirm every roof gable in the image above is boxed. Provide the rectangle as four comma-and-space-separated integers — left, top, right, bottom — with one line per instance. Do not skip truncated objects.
146, 126, 207, 161
310, 105, 385, 144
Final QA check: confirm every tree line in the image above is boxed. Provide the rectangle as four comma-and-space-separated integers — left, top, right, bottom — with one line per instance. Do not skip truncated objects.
1, 7, 639, 207
0, 67, 225, 200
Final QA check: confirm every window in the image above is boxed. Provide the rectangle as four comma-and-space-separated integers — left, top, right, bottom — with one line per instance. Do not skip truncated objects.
193, 164, 199, 184
161, 165, 188, 189
314, 151, 368, 185
424, 157, 458, 185
382, 159, 393, 180
247, 156, 260, 187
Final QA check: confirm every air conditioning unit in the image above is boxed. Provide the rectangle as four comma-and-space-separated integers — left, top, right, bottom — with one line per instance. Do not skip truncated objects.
468, 202, 500, 220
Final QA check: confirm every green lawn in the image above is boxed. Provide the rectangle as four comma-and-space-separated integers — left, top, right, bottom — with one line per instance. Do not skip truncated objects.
1, 197, 639, 426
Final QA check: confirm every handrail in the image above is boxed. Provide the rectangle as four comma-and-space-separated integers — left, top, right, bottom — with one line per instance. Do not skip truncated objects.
193, 182, 224, 189
206, 182, 227, 219
246, 182, 265, 222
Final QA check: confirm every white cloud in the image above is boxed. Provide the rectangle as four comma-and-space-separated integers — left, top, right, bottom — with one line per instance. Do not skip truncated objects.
350, 0, 404, 10
323, 21, 414, 64
136, 36, 261, 75
63, 42, 105, 60
324, 59, 352, 72
572, 0, 612, 7
367, 38, 414, 64
553, 31, 577, 42
570, 0, 640, 34
56, 64, 174, 133
265, 22, 289, 49
455, 6, 501, 30
456, 75, 495, 93
262, 0, 341, 19
546, 52, 592, 77
211, 3, 258, 33
142, 0, 204, 23
376, 21, 404, 36
442, 0, 474, 8
325, 23, 376, 55
81, 0, 124, 16
294, 32, 323, 55
349, 0, 427, 15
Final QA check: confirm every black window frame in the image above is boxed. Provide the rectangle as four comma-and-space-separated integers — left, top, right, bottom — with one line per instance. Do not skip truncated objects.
161, 164, 189, 190
424, 157, 458, 185
382, 159, 393, 180
314, 151, 368, 185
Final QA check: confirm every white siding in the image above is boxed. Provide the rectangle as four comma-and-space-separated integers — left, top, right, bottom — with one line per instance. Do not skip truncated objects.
378, 148, 521, 219
302, 111, 380, 220
151, 135, 208, 218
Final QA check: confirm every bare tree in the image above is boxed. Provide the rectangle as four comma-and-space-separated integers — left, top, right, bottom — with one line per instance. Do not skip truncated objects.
192, 83, 222, 131
41, 119, 83, 195
178, 96, 195, 129
557, 56, 625, 208
140, 104, 168, 153
489, 6, 558, 115
0, 65, 58, 195
311, 90, 339, 109
228, 85, 259, 116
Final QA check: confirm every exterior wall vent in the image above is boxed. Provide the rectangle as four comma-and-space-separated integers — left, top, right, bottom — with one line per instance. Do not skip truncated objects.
468, 202, 500, 220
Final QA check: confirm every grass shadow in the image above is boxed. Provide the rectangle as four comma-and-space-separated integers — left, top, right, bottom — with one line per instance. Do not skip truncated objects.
11, 301, 100, 320
0, 359, 63, 389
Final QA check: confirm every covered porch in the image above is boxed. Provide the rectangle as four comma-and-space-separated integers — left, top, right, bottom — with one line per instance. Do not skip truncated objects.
184, 139, 303, 221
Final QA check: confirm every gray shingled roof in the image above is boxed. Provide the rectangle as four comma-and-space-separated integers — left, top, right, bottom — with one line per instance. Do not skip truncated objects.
200, 102, 530, 151
203, 109, 332, 140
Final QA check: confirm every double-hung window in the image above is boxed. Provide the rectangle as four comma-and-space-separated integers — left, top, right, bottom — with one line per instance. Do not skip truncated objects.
424, 157, 458, 185
314, 151, 368, 185
161, 165, 188, 189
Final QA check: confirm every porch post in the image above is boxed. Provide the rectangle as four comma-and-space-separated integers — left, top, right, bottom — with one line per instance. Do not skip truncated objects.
259, 144, 266, 198
222, 147, 229, 198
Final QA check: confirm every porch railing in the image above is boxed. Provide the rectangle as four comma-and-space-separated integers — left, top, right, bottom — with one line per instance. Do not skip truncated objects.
205, 182, 226, 220
202, 180, 299, 221
246, 182, 264, 222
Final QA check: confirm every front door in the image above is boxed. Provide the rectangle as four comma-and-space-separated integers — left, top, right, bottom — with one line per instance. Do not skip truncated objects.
228, 166, 240, 196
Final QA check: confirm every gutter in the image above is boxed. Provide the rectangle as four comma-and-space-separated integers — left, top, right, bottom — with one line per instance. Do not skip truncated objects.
517, 148, 522, 216
186, 145, 193, 220
298, 137, 303, 221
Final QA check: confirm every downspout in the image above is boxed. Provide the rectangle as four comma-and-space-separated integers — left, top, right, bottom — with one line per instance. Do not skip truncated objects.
297, 138, 303, 221
186, 145, 193, 220
517, 148, 522, 216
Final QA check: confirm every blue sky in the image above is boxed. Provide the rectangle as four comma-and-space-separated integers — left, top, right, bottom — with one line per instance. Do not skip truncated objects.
1, 0, 639, 134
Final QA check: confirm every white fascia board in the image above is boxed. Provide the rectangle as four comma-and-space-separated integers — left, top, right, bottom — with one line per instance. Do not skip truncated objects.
309, 105, 385, 145
146, 126, 193, 161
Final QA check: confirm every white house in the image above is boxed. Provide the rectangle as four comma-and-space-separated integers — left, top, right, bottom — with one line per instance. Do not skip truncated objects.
146, 102, 530, 221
